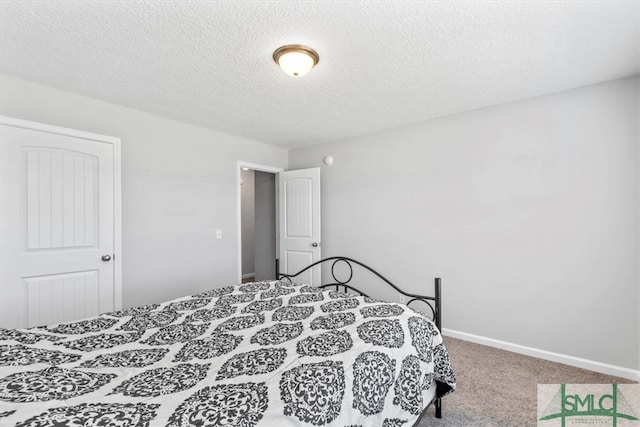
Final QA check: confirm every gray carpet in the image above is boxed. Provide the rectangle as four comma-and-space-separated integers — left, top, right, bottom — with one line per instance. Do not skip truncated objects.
417, 337, 637, 426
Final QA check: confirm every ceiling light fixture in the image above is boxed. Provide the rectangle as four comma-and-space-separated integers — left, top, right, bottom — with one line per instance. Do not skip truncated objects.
273, 44, 319, 77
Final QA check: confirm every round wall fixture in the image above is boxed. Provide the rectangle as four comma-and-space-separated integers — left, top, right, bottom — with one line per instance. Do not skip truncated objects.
273, 44, 319, 77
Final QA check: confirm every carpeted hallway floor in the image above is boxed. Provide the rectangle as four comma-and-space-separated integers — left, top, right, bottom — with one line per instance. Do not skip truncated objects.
417, 337, 637, 426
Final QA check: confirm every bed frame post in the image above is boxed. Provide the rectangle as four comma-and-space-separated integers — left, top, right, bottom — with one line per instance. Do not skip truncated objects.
435, 277, 442, 419
434, 277, 441, 332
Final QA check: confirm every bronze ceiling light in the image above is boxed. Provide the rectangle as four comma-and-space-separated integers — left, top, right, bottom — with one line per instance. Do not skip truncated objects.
273, 44, 319, 77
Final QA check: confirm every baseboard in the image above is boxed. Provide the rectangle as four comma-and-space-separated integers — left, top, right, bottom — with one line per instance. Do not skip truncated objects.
242, 273, 255, 279
442, 328, 640, 382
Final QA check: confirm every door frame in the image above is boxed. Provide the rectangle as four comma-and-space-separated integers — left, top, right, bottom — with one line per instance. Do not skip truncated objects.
236, 161, 283, 283
0, 115, 123, 310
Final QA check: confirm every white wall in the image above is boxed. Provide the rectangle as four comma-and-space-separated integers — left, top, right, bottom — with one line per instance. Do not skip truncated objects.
0, 75, 288, 308
289, 77, 639, 371
241, 168, 255, 276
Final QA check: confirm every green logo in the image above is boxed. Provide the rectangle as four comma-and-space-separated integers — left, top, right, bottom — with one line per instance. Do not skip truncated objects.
539, 384, 638, 426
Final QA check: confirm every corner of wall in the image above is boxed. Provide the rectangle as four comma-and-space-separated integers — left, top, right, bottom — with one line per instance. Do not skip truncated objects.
637, 76, 640, 373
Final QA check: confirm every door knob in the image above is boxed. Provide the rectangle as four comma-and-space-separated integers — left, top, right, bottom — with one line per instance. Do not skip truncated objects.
101, 255, 112, 262
311, 242, 320, 248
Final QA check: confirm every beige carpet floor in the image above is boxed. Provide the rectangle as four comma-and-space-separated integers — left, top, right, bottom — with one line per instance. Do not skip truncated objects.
417, 337, 637, 426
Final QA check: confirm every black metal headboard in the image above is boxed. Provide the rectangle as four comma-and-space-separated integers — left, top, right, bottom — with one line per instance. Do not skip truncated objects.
277, 256, 442, 331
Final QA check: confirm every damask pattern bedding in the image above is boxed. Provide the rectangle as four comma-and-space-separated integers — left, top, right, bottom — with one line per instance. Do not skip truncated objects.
0, 280, 456, 426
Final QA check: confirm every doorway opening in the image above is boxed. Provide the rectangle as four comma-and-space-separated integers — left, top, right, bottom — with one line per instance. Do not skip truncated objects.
237, 162, 282, 283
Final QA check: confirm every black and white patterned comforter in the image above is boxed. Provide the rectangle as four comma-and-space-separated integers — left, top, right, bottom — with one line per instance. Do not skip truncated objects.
0, 280, 456, 426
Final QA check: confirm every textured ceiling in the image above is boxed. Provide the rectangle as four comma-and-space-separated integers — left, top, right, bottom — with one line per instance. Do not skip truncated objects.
1, 1, 639, 148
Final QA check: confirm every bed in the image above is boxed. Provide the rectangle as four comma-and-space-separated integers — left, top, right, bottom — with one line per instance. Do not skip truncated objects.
0, 256, 456, 426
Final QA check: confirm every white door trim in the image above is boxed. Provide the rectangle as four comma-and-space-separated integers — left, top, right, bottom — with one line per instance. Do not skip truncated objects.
236, 161, 283, 283
0, 116, 121, 145
0, 115, 123, 311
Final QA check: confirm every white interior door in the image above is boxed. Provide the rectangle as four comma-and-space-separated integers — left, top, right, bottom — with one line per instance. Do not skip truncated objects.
0, 117, 120, 329
278, 167, 321, 285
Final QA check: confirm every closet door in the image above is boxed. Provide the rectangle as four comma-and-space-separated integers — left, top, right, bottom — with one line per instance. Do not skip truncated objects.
278, 167, 321, 286
0, 117, 121, 328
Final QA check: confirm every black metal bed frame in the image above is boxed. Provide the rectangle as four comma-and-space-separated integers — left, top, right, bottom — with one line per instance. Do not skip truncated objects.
276, 256, 443, 419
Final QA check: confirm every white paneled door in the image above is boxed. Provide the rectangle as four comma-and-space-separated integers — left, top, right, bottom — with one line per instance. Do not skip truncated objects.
278, 167, 321, 286
0, 117, 121, 329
